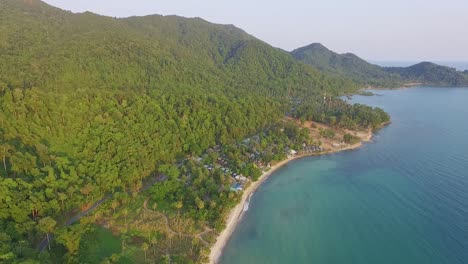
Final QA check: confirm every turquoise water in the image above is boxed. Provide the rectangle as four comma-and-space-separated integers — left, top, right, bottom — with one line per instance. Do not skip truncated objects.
220, 87, 468, 264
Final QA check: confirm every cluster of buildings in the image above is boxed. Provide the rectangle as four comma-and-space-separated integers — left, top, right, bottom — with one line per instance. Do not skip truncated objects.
195, 149, 250, 192
194, 133, 321, 193
301, 143, 324, 153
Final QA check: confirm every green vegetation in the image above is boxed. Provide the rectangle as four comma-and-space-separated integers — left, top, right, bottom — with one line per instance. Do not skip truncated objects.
343, 134, 361, 144
292, 43, 468, 87
291, 43, 403, 87
0, 0, 356, 97
0, 1, 390, 263
319, 128, 336, 139
384, 62, 468, 87
293, 97, 390, 130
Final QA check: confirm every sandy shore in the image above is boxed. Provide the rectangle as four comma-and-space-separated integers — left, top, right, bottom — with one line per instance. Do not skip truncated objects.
208, 128, 376, 263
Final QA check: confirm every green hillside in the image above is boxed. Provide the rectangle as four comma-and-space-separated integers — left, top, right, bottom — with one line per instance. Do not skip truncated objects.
384, 62, 468, 86
291, 43, 402, 86
0, 0, 355, 95
292, 43, 468, 87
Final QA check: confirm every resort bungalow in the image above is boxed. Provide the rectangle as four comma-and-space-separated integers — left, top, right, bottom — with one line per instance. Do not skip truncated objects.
230, 183, 243, 192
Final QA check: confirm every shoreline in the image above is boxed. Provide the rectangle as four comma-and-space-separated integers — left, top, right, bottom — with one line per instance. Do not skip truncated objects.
208, 128, 375, 263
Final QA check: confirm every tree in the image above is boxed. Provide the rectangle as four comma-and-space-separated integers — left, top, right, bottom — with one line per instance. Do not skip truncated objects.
122, 208, 129, 226
80, 184, 93, 204
111, 201, 119, 215
150, 237, 157, 256
0, 232, 15, 261
195, 197, 205, 210
0, 144, 12, 173
142, 242, 149, 263
57, 193, 67, 212
173, 201, 183, 213
37, 217, 57, 251
56, 225, 88, 260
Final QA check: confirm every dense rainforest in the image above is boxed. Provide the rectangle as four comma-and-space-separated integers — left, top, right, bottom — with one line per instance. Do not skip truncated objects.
292, 43, 468, 87
292, 97, 390, 130
0, 0, 389, 263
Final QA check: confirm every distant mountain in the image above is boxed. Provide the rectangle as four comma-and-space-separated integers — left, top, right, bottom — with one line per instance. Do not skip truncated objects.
292, 43, 468, 87
385, 62, 468, 87
291, 43, 402, 86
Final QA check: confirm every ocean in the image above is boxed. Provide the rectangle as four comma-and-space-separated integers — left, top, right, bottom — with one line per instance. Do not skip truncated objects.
220, 87, 468, 264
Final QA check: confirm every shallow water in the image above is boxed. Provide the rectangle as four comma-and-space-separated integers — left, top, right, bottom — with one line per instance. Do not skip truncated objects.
220, 87, 468, 264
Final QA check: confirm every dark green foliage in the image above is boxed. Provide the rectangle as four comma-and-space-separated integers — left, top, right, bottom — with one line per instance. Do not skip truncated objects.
291, 43, 403, 87
0, 86, 281, 260
319, 128, 335, 139
0, 0, 357, 97
343, 134, 360, 144
294, 97, 390, 130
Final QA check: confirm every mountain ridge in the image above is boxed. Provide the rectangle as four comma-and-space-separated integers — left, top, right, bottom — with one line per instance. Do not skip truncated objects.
0, 0, 357, 96
292, 42, 468, 87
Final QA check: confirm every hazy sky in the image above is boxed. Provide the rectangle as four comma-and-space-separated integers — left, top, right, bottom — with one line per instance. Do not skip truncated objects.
43, 0, 468, 61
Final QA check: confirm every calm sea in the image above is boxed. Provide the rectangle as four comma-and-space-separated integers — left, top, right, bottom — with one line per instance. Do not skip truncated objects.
220, 87, 468, 264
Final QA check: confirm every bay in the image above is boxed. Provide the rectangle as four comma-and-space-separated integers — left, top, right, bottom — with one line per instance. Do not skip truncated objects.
220, 87, 468, 264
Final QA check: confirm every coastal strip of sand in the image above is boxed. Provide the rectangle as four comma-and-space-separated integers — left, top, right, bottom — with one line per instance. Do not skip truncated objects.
208, 127, 376, 264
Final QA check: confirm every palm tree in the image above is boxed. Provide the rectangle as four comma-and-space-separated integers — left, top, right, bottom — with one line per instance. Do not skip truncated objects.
142, 242, 149, 263
94, 211, 101, 222
0, 144, 12, 173
150, 237, 157, 257
111, 201, 119, 214
38, 217, 57, 250
80, 184, 93, 204
191, 238, 198, 254
173, 201, 183, 217
58, 192, 67, 211
167, 231, 174, 247
122, 208, 129, 226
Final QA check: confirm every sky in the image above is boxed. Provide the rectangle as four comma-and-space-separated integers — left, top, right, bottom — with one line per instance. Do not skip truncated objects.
43, 0, 468, 62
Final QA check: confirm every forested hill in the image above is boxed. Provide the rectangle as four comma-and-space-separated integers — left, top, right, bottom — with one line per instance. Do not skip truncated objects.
291, 43, 468, 87
0, 0, 355, 96
291, 43, 403, 87
384, 62, 468, 86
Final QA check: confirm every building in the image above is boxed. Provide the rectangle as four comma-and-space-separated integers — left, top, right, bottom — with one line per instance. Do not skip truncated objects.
230, 183, 243, 192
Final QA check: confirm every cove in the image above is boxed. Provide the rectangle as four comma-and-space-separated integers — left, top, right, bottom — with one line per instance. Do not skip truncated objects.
220, 87, 468, 264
